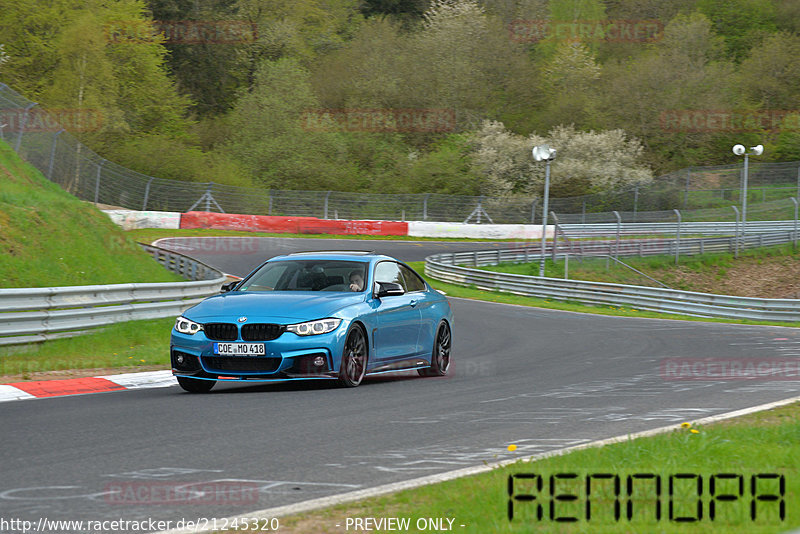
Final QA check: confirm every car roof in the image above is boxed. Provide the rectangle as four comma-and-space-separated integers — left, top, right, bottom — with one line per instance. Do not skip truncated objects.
268, 251, 394, 262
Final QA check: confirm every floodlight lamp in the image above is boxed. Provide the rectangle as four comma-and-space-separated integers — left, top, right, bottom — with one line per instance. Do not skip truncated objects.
732, 144, 746, 156
751, 144, 764, 156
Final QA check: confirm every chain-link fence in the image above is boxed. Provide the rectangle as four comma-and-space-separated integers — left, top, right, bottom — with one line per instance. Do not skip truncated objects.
3, 82, 800, 224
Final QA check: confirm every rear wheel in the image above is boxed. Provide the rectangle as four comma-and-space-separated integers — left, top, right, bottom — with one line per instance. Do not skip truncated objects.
418, 321, 451, 377
176, 376, 216, 393
338, 326, 367, 387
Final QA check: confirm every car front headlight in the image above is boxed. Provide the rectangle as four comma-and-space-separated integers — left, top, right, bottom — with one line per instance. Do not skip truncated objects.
174, 316, 203, 335
286, 318, 342, 336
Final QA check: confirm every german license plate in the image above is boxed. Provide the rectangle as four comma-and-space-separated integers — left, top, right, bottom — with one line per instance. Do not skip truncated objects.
213, 342, 266, 356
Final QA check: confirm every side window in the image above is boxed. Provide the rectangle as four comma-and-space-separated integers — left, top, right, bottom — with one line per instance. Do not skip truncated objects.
373, 261, 406, 291
399, 264, 426, 292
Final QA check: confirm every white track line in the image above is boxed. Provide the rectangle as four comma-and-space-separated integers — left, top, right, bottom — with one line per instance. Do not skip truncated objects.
157, 394, 800, 534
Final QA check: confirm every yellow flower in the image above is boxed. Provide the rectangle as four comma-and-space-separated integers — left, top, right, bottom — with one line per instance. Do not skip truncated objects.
139, 359, 145, 363
690, 429, 699, 434
507, 444, 517, 452
681, 422, 691, 428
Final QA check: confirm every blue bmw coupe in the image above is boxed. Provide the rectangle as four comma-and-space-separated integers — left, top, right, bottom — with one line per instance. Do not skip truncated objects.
170, 251, 453, 392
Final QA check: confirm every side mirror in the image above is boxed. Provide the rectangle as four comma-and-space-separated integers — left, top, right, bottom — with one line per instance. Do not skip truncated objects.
375, 281, 405, 298
220, 281, 239, 293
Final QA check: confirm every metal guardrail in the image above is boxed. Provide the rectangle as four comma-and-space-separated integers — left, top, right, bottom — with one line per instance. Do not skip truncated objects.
0, 245, 226, 346
425, 231, 800, 322
562, 220, 800, 237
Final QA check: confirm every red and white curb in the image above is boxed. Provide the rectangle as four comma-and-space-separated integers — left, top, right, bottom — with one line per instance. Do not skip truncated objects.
0, 370, 175, 403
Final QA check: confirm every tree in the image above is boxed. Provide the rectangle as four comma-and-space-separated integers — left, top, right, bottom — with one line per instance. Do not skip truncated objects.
696, 0, 778, 62
470, 121, 652, 198
737, 32, 800, 110
224, 58, 363, 191
596, 12, 736, 171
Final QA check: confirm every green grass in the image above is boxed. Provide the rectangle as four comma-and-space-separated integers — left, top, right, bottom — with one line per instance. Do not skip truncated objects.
247, 402, 800, 533
0, 140, 183, 287
407, 261, 800, 327
0, 317, 173, 379
474, 242, 800, 292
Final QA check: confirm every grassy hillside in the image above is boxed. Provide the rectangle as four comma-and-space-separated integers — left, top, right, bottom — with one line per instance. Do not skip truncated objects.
0, 141, 182, 287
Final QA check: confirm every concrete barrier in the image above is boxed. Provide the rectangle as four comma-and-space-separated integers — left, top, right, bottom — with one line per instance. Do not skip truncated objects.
103, 210, 180, 230
408, 221, 554, 239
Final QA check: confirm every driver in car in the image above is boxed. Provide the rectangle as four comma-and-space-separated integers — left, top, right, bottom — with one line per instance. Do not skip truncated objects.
349, 271, 364, 292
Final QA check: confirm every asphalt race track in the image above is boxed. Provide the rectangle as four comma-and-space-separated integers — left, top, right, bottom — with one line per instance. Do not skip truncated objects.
2, 237, 800, 529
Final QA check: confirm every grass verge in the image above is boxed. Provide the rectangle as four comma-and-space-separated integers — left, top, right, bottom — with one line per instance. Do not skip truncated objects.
0, 140, 183, 287
0, 317, 172, 380
476, 242, 800, 297
406, 262, 800, 328
234, 401, 800, 533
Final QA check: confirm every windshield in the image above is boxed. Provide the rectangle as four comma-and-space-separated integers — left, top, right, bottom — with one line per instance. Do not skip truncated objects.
237, 260, 369, 292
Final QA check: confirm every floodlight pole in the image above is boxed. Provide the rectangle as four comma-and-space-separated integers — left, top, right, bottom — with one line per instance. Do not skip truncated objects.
733, 144, 763, 237
539, 159, 551, 277
741, 152, 749, 237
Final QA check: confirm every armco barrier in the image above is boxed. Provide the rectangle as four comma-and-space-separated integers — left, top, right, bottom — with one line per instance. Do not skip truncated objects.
425, 253, 800, 322
0, 245, 225, 346
179, 211, 409, 236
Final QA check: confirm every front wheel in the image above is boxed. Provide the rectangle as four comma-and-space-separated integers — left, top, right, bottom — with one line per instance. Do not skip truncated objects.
176, 376, 216, 393
338, 326, 367, 387
418, 321, 451, 377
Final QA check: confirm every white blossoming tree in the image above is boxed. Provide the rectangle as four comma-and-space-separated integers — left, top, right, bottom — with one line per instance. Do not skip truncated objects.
471, 121, 653, 198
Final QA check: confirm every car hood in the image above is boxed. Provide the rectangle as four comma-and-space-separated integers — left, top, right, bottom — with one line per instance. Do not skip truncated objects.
185, 291, 366, 322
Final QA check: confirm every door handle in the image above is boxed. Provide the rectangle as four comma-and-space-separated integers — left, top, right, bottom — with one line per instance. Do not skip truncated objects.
409, 299, 418, 307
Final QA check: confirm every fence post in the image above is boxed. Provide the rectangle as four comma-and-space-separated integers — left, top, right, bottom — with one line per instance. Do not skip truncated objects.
732, 206, 740, 258
792, 198, 799, 249
423, 193, 430, 221
530, 198, 537, 224
268, 189, 273, 215
323, 191, 331, 219
47, 129, 64, 180
142, 177, 154, 211
633, 186, 639, 222
683, 168, 691, 208
613, 210, 621, 260
581, 200, 586, 224
673, 209, 681, 265
551, 211, 559, 263
94, 159, 105, 204
14, 102, 37, 153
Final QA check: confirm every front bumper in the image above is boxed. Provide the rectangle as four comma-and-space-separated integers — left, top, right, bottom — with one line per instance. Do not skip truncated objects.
170, 327, 346, 381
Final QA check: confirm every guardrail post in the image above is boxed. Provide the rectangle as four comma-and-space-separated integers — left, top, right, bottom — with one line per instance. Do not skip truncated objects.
613, 210, 621, 260
673, 209, 681, 265
792, 197, 799, 249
